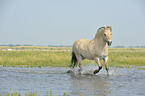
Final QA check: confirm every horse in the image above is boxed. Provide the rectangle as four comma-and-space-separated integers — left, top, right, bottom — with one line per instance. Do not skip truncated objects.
70, 26, 112, 74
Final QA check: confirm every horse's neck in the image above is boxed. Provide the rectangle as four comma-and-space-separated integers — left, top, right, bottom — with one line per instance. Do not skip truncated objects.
92, 34, 107, 51
89, 29, 108, 56
95, 39, 106, 48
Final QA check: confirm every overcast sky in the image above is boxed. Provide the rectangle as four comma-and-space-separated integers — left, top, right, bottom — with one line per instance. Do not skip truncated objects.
0, 0, 145, 47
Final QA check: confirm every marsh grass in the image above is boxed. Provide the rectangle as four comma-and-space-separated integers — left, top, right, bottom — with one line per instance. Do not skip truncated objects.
0, 47, 145, 69
0, 91, 69, 96
0, 51, 71, 67
108, 48, 145, 68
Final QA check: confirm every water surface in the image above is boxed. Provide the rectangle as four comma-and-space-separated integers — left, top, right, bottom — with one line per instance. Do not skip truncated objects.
0, 66, 145, 96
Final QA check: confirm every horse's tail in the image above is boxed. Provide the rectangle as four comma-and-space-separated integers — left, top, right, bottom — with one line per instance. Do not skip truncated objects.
70, 52, 78, 68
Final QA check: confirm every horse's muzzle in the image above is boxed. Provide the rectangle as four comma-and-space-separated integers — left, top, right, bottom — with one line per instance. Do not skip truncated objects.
107, 40, 112, 46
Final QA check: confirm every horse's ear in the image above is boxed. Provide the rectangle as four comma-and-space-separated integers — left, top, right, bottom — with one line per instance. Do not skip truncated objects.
104, 26, 107, 29
104, 26, 108, 32
106, 26, 112, 32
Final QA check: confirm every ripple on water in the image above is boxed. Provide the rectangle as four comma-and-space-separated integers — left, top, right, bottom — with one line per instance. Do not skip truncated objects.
0, 66, 145, 96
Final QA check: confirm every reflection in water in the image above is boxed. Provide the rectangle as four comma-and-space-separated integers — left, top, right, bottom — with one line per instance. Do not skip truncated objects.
69, 73, 111, 96
0, 67, 145, 96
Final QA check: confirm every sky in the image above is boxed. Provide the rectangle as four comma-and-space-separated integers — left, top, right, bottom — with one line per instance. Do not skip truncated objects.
0, 0, 145, 47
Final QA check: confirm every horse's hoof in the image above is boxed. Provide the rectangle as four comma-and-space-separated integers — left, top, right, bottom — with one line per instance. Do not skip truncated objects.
94, 70, 99, 74
67, 70, 73, 73
78, 68, 82, 72
107, 72, 109, 76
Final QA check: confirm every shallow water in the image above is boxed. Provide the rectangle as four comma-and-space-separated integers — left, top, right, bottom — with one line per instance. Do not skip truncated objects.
0, 66, 145, 96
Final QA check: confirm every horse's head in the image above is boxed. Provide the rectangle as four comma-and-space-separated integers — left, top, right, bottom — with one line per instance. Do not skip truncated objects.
103, 26, 112, 46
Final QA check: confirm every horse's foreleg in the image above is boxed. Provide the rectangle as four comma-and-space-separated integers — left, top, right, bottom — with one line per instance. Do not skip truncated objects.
94, 58, 102, 74
104, 56, 109, 74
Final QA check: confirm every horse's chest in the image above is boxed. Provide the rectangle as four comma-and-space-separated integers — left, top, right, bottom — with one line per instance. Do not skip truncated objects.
94, 50, 108, 60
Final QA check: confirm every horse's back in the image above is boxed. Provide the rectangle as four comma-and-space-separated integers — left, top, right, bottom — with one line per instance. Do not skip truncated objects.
72, 39, 93, 59
72, 39, 90, 50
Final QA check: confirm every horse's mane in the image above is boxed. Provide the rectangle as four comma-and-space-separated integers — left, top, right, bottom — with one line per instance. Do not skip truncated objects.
97, 26, 112, 32
97, 27, 105, 33
95, 27, 105, 36
94, 26, 112, 39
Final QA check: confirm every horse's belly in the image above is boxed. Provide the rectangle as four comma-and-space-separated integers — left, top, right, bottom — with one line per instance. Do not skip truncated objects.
81, 53, 94, 60
86, 56, 94, 60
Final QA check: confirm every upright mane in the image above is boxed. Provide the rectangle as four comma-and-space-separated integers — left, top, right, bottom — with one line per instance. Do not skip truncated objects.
94, 26, 112, 39
94, 27, 105, 39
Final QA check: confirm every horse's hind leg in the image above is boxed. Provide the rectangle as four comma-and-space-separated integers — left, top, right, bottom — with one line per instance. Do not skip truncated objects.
75, 54, 83, 72
94, 58, 102, 74
78, 56, 83, 72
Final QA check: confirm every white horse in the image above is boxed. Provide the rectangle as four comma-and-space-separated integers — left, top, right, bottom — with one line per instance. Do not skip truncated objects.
70, 26, 112, 74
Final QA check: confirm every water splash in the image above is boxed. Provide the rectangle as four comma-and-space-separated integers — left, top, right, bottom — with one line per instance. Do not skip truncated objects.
1, 66, 145, 96
1, 66, 124, 76
67, 64, 124, 76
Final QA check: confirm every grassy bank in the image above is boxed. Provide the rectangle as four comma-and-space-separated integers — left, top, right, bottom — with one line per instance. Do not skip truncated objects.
108, 48, 145, 68
0, 51, 71, 67
0, 47, 145, 69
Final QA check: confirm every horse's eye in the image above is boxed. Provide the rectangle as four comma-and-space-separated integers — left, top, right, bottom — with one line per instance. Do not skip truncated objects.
104, 34, 106, 36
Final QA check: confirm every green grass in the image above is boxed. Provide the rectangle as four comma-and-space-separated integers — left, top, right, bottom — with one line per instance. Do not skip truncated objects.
0, 91, 69, 96
0, 51, 71, 67
0, 47, 145, 69
108, 48, 145, 68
